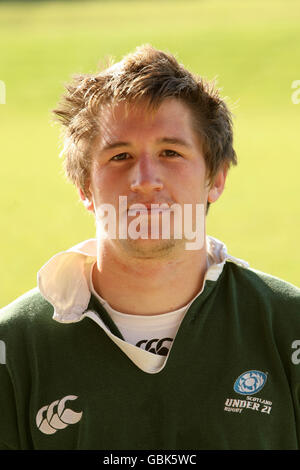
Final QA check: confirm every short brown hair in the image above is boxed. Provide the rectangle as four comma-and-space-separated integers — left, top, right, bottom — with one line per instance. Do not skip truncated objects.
53, 44, 237, 196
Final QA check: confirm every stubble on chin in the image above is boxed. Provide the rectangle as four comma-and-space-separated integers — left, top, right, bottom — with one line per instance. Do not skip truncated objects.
117, 237, 185, 260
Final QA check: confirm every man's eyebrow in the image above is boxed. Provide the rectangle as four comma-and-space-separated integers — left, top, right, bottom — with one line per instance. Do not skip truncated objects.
157, 137, 192, 148
100, 137, 192, 152
101, 141, 130, 152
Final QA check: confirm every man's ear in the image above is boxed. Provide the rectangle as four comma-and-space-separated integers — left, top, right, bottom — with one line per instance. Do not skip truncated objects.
78, 186, 94, 212
207, 164, 228, 203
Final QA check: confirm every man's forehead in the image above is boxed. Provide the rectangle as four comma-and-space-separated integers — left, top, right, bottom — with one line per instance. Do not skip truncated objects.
96, 98, 196, 145
100, 98, 184, 122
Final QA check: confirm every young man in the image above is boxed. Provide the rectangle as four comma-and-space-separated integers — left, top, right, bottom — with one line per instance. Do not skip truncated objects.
0, 45, 300, 450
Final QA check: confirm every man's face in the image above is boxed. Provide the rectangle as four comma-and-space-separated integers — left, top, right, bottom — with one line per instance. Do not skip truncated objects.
84, 98, 226, 259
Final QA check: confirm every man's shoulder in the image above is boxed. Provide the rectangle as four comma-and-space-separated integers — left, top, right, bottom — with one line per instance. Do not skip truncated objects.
0, 288, 54, 328
225, 261, 300, 308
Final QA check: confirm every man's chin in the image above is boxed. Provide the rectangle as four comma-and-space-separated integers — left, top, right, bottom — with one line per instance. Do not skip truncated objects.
117, 237, 184, 259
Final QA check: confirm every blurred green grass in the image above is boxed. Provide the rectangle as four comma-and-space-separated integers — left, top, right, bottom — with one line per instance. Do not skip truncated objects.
1, 0, 300, 307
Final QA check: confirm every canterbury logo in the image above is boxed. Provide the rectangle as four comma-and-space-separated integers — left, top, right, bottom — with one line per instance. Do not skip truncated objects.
136, 337, 173, 356
36, 395, 83, 435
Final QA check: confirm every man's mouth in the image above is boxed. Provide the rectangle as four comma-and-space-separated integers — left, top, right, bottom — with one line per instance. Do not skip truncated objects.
127, 203, 171, 216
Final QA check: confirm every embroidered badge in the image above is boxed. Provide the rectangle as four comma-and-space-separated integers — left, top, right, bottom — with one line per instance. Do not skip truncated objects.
233, 370, 267, 395
224, 370, 272, 416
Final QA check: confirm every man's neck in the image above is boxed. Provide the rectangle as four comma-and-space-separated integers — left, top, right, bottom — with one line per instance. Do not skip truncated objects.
92, 241, 208, 316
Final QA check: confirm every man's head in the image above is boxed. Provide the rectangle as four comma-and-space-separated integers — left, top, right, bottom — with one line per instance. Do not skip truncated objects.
53, 44, 237, 206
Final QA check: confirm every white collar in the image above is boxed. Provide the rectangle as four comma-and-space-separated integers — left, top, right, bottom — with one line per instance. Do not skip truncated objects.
37, 236, 249, 324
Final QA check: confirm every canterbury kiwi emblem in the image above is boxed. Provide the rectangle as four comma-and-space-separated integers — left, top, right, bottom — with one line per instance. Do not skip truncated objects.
36, 395, 83, 435
136, 337, 173, 356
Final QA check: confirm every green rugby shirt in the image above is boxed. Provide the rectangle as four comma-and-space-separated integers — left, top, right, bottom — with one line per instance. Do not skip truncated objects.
0, 259, 300, 450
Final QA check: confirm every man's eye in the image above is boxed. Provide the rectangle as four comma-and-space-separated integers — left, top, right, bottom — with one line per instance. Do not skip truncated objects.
110, 153, 131, 161
161, 149, 182, 158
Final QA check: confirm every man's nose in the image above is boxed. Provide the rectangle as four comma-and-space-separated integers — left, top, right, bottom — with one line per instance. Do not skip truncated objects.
130, 154, 163, 193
